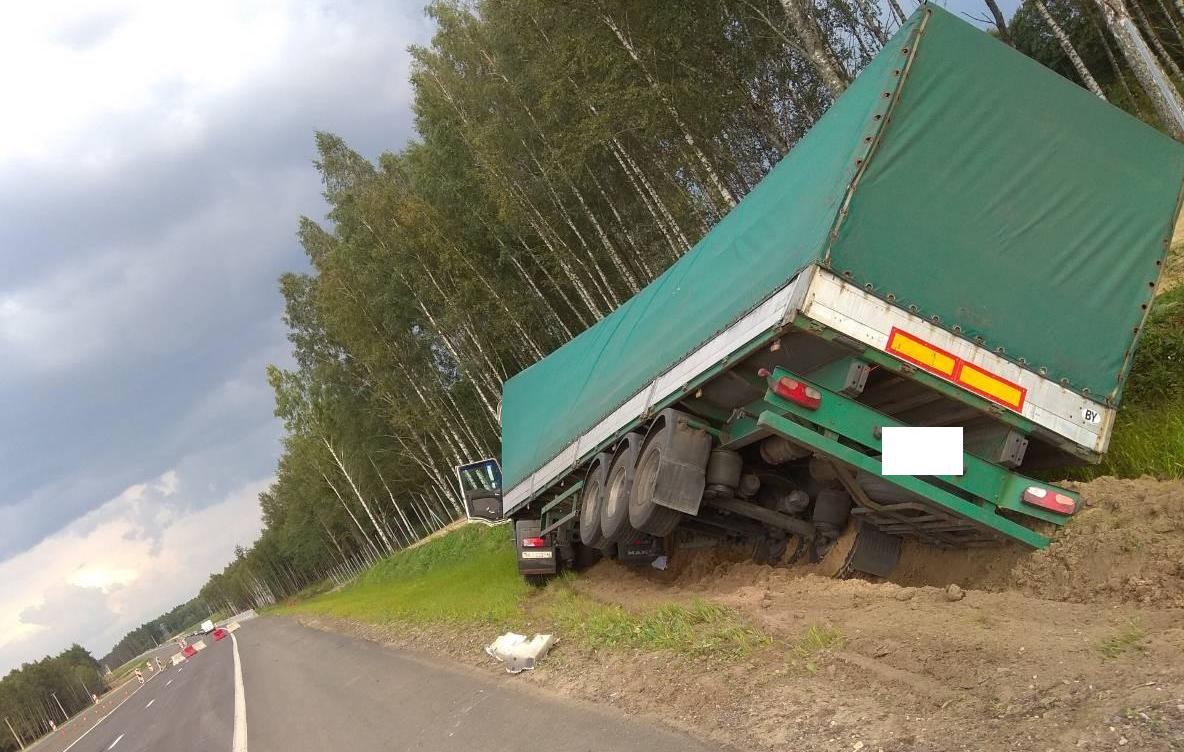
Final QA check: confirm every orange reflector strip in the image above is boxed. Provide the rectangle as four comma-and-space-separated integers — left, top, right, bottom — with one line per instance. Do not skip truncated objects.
885, 327, 1027, 412
955, 362, 1026, 410
887, 328, 956, 376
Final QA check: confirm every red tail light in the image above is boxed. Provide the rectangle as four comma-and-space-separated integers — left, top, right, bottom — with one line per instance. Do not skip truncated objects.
1022, 486, 1077, 515
773, 377, 822, 410
522, 537, 547, 548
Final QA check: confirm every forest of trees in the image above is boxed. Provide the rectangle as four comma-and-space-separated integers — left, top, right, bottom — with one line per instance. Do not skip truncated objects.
98, 597, 211, 670
0, 645, 104, 751
184, 0, 1184, 614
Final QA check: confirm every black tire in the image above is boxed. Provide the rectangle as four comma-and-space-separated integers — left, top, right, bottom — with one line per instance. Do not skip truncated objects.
812, 489, 853, 527
601, 434, 643, 543
579, 454, 611, 548
628, 424, 685, 537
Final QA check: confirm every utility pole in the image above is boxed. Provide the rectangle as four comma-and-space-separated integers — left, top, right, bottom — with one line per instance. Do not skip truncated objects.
5, 717, 25, 750
50, 692, 67, 722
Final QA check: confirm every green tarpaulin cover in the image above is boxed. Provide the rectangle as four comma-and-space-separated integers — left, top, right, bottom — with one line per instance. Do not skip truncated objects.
500, 4, 1184, 494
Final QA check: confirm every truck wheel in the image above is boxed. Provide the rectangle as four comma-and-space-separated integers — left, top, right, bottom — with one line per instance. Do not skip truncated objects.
601, 434, 644, 543
579, 454, 611, 548
628, 426, 684, 537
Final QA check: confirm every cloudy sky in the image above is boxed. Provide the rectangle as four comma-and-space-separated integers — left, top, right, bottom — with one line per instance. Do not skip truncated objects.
0, 0, 1010, 675
0, 0, 431, 673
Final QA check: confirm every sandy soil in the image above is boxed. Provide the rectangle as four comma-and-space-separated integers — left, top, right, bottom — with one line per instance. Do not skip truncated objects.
295, 476, 1184, 752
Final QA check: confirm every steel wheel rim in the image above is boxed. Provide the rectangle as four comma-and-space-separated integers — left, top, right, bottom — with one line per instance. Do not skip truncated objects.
605, 465, 628, 519
631, 445, 661, 514
582, 478, 602, 529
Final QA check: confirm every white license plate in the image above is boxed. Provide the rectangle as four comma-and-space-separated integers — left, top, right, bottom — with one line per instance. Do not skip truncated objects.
521, 550, 553, 559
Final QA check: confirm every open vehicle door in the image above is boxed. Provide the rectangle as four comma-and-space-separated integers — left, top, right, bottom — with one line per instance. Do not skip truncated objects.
455, 458, 503, 524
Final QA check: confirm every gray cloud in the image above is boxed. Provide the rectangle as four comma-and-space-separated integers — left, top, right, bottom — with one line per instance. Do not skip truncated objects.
50, 9, 130, 51
0, 473, 269, 673
0, 0, 432, 670
20, 583, 121, 637
0, 0, 431, 561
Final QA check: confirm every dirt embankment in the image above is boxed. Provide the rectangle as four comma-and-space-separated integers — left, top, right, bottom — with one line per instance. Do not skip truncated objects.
297, 476, 1184, 752
894, 476, 1184, 606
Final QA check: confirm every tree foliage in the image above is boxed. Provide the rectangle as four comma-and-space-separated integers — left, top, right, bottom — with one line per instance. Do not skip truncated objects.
1010, 0, 1184, 125
0, 646, 102, 752
99, 598, 211, 670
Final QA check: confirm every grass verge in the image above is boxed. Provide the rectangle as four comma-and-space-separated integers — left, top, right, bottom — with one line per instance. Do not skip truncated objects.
280, 523, 528, 626
542, 581, 769, 659
280, 525, 770, 662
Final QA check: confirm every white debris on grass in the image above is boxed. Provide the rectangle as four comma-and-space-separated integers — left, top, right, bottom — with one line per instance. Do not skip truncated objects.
485, 632, 556, 674
651, 555, 668, 570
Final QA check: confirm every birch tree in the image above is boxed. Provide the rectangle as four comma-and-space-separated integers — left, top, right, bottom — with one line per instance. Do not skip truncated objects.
1093, 0, 1184, 136
1033, 0, 1108, 96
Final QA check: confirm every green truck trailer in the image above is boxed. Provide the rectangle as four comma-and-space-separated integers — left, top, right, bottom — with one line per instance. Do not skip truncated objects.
456, 4, 1184, 580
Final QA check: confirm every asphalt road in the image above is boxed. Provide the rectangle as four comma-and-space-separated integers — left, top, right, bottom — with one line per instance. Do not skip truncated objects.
27, 639, 207, 752
30, 616, 723, 752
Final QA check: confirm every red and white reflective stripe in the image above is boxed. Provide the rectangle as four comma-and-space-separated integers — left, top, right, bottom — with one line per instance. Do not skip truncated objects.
521, 537, 547, 548
886, 326, 1027, 412
1022, 486, 1077, 515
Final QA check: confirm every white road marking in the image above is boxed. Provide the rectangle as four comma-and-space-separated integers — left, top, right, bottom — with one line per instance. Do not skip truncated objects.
107, 733, 125, 749
231, 632, 248, 752
166, 679, 173, 687
145, 699, 155, 709
60, 684, 145, 752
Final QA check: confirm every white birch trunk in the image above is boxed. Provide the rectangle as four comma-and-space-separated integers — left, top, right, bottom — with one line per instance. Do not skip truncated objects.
612, 136, 692, 251
1033, 0, 1107, 98
1097, 19, 1141, 104
1153, 0, 1184, 45
322, 472, 382, 560
524, 145, 626, 302
1130, 0, 1184, 80
323, 438, 395, 553
601, 12, 738, 209
499, 239, 577, 339
776, 0, 851, 96
1094, 0, 1184, 138
583, 164, 657, 280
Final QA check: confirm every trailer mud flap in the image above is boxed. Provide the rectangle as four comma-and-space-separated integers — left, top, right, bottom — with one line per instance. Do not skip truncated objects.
644, 408, 713, 515
846, 524, 901, 578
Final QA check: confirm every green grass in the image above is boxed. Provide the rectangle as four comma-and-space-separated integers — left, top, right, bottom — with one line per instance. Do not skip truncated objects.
543, 585, 769, 659
1095, 621, 1148, 659
1060, 285, 1184, 481
789, 623, 845, 674
281, 524, 769, 662
1069, 403, 1184, 480
284, 523, 528, 626
792, 623, 844, 657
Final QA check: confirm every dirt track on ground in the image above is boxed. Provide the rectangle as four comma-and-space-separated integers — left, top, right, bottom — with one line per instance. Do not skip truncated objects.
297, 476, 1184, 752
